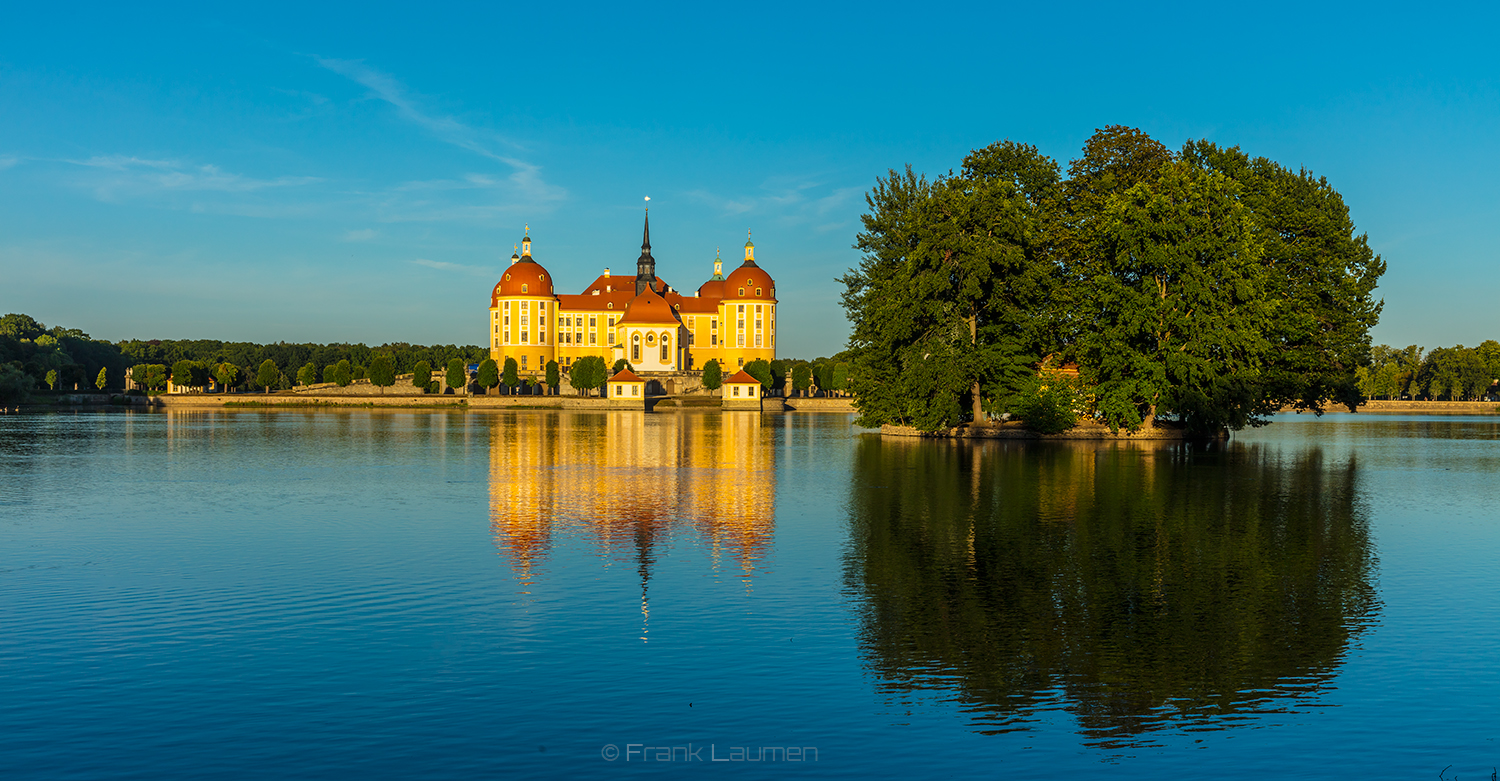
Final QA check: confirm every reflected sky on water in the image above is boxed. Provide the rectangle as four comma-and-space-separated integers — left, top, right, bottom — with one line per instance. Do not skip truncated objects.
2, 409, 1499, 778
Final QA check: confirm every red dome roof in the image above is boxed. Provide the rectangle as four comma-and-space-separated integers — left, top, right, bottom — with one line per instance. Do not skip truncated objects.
617, 287, 681, 326
722, 261, 776, 301
491, 252, 555, 306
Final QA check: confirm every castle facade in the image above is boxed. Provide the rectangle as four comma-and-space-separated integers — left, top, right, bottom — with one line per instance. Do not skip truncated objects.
487, 213, 777, 375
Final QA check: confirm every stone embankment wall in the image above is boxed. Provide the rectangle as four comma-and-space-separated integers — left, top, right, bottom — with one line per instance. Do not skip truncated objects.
1348, 400, 1500, 414
881, 421, 1223, 440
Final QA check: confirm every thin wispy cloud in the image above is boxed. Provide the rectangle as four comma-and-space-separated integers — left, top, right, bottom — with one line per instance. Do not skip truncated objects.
0, 156, 19, 171
411, 258, 494, 276
686, 179, 863, 231
317, 58, 565, 205
344, 229, 378, 242
65, 155, 322, 200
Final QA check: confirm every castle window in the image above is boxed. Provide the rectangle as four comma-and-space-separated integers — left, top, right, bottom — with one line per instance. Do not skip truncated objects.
738, 288, 744, 296
711, 334, 717, 346
660, 333, 670, 362
738, 304, 744, 312
607, 302, 613, 309
539, 273, 546, 280
756, 288, 761, 296
505, 274, 510, 281
589, 316, 596, 327
733, 386, 740, 397
504, 316, 510, 326
504, 331, 510, 343
646, 333, 655, 345
521, 356, 527, 369
711, 318, 717, 330
737, 334, 744, 347
631, 333, 641, 362
749, 385, 756, 397
738, 357, 745, 366
589, 333, 596, 345
632, 385, 638, 396
755, 334, 762, 347
755, 320, 761, 330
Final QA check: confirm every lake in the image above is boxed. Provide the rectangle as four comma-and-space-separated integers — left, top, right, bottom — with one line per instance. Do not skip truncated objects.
2, 409, 1498, 778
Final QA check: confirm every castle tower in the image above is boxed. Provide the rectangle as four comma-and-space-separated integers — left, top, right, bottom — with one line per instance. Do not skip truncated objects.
635, 211, 656, 296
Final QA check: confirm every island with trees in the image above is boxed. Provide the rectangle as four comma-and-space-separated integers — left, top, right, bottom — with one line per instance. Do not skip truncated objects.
843, 126, 1387, 436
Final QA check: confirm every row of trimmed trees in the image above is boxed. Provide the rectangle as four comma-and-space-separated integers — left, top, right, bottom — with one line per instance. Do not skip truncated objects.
1358, 342, 1500, 401
844, 126, 1385, 433
699, 357, 850, 397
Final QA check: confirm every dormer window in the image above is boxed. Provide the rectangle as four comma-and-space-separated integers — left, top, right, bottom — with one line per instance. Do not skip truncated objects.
522, 284, 529, 293
756, 288, 762, 296
738, 287, 745, 296
505, 274, 511, 281
607, 302, 613, 309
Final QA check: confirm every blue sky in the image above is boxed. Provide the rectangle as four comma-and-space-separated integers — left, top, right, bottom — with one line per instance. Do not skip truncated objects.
2, 2, 1495, 358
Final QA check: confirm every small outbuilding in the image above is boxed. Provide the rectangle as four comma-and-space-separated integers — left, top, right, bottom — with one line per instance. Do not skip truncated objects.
606, 369, 647, 409
722, 369, 763, 410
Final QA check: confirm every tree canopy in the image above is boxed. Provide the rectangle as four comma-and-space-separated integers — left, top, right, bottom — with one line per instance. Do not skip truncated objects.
843, 127, 1385, 433
368, 355, 396, 393
701, 359, 722, 391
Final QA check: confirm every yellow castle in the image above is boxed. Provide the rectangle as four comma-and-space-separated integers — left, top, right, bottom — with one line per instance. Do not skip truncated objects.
487, 212, 777, 376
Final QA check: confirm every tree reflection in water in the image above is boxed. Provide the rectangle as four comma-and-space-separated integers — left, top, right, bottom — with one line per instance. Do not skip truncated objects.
844, 437, 1379, 747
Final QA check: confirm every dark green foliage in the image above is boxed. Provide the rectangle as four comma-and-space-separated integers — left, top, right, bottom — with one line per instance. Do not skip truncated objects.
769, 359, 788, 393
831, 362, 849, 395
546, 360, 560, 392
1181, 141, 1385, 413
333, 360, 352, 387
256, 359, 279, 393
95, 367, 108, 391
612, 358, 634, 374
701, 359, 722, 391
476, 358, 499, 391
215, 362, 241, 392
791, 363, 811, 396
844, 144, 1055, 431
499, 357, 517, 389
297, 362, 318, 386
0, 363, 34, 405
172, 360, 209, 390
845, 127, 1384, 434
351, 364, 367, 381
744, 358, 772, 389
1076, 161, 1271, 433
445, 358, 465, 392
412, 360, 432, 392
569, 356, 607, 396
1013, 374, 1081, 434
131, 364, 168, 392
0, 314, 46, 341
368, 355, 396, 393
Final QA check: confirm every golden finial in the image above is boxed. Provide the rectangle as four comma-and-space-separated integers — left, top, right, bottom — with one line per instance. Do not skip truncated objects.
524, 223, 530, 237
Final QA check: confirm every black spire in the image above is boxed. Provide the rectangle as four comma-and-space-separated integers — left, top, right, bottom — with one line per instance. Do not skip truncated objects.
635, 210, 656, 296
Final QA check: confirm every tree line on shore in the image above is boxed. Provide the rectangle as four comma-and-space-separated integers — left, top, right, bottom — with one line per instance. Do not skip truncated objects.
843, 126, 1387, 433
0, 311, 855, 404
1359, 342, 1500, 401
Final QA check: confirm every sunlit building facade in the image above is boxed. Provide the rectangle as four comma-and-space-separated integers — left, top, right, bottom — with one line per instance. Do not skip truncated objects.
487, 214, 778, 376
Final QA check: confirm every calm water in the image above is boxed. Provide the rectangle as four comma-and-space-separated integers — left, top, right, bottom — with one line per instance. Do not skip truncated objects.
2, 409, 1498, 778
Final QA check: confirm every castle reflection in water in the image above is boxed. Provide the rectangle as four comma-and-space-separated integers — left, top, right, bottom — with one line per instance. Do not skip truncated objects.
487, 410, 776, 598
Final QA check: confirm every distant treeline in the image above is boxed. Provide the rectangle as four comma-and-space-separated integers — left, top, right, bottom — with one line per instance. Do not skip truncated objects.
0, 312, 487, 395
1360, 343, 1500, 401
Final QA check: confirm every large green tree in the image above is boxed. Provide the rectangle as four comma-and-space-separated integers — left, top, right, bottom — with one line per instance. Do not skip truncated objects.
701, 359, 722, 393
256, 359, 279, 393
445, 358, 466, 393
744, 358, 773, 389
297, 362, 318, 387
843, 142, 1057, 431
215, 362, 241, 392
497, 357, 515, 391
569, 356, 607, 396
545, 360, 560, 394
1181, 141, 1385, 412
412, 360, 432, 393
1075, 162, 1272, 432
791, 363, 811, 397
368, 354, 396, 394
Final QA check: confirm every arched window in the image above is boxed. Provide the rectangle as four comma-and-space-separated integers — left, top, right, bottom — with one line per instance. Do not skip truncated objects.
522, 284, 529, 293
738, 287, 745, 296
632, 333, 641, 362
646, 333, 655, 345
756, 288, 762, 296
660, 333, 669, 362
